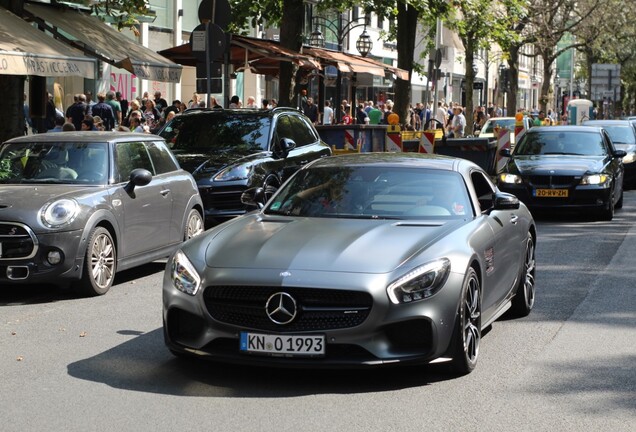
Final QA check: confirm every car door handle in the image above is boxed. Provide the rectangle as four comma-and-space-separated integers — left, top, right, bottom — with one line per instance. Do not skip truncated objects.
510, 214, 519, 224
160, 189, 171, 196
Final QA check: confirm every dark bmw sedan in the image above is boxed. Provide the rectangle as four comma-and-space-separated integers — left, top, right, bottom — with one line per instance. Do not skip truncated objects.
497, 126, 626, 220
158, 107, 332, 227
0, 132, 204, 295
582, 119, 636, 187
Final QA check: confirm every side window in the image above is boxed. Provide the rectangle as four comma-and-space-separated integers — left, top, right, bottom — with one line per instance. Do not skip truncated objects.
602, 131, 614, 154
288, 115, 318, 147
114, 141, 154, 183
147, 141, 178, 174
273, 115, 294, 149
471, 171, 496, 213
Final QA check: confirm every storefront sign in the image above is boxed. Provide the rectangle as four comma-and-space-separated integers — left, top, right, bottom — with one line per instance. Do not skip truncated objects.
0, 52, 94, 78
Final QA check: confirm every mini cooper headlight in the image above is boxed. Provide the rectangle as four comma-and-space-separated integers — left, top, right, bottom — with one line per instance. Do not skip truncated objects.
387, 258, 451, 304
170, 250, 201, 296
214, 164, 252, 182
498, 173, 522, 184
40, 199, 79, 227
580, 174, 609, 185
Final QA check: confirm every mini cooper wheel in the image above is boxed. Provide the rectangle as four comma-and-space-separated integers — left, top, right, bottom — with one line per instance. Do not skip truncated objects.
451, 267, 481, 375
511, 232, 536, 317
184, 209, 204, 240
76, 227, 116, 296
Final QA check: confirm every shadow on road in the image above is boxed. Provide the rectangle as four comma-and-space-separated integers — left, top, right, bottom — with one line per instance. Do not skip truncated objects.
0, 261, 166, 306
67, 327, 460, 397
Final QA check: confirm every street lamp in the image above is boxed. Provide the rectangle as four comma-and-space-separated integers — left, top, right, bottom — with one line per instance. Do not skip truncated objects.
308, 13, 373, 122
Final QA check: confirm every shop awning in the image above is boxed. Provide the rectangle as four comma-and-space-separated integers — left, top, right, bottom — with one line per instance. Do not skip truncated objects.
0, 7, 95, 78
303, 47, 409, 80
158, 35, 321, 76
23, 2, 182, 83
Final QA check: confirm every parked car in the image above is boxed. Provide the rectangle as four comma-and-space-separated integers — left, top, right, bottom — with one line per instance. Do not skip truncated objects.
582, 119, 636, 187
479, 116, 533, 147
163, 153, 536, 375
158, 107, 332, 227
0, 132, 204, 296
497, 126, 626, 220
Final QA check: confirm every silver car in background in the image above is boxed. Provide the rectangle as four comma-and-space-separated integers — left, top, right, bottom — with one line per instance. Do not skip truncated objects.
0, 132, 204, 296
163, 153, 536, 375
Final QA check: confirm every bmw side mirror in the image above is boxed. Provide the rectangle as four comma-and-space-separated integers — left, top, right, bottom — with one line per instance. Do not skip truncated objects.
241, 187, 266, 209
272, 138, 296, 159
613, 150, 627, 158
125, 168, 152, 194
499, 148, 512, 157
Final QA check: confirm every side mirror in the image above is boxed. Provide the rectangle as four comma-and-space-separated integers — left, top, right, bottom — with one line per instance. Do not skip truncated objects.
241, 187, 266, 209
493, 192, 520, 210
124, 168, 152, 194
613, 149, 627, 159
272, 138, 296, 159
499, 148, 512, 157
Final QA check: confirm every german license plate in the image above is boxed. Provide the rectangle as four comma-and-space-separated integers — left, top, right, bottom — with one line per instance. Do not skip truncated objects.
240, 332, 325, 357
533, 188, 568, 197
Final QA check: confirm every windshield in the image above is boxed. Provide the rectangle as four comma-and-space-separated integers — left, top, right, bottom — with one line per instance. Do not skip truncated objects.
482, 119, 516, 134
266, 166, 473, 219
0, 141, 108, 185
159, 112, 271, 152
514, 131, 607, 156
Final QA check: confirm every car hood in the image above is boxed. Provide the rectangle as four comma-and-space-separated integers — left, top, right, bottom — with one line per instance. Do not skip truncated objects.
511, 155, 605, 175
203, 214, 464, 273
171, 147, 268, 179
0, 185, 92, 213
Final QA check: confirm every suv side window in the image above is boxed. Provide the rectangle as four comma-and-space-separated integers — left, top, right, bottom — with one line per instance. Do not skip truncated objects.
114, 141, 154, 183
288, 115, 318, 147
273, 115, 294, 148
147, 141, 178, 174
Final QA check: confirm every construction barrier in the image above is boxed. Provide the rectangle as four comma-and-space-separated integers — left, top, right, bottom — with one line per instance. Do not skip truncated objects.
344, 129, 355, 150
316, 125, 387, 152
385, 124, 403, 152
419, 131, 436, 154
435, 138, 497, 174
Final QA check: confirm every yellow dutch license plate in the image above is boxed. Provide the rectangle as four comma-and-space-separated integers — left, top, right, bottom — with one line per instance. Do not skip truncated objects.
534, 188, 568, 197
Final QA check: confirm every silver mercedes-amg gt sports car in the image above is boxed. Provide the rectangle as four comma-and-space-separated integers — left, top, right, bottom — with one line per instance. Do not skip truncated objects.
163, 152, 536, 375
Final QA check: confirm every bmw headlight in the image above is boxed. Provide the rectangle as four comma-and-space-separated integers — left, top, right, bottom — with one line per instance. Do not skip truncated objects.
170, 250, 201, 295
214, 164, 252, 182
498, 173, 522, 184
580, 174, 609, 185
387, 259, 451, 304
40, 199, 79, 228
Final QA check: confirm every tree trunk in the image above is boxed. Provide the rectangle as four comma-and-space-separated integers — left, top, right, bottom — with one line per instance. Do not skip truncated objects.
464, 35, 475, 136
540, 47, 554, 113
393, 3, 418, 126
507, 45, 520, 116
277, 0, 304, 107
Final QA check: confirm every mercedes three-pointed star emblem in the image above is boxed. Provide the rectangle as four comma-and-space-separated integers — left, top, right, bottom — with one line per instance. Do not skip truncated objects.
265, 292, 297, 325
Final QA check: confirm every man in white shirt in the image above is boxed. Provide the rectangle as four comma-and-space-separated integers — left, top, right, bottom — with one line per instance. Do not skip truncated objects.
322, 100, 334, 125
451, 106, 466, 138
435, 101, 447, 129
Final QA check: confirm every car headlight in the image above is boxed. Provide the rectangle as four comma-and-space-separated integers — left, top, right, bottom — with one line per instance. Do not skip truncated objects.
387, 258, 451, 304
40, 199, 79, 228
214, 164, 252, 181
623, 152, 636, 164
580, 174, 609, 185
498, 173, 522, 184
170, 250, 201, 296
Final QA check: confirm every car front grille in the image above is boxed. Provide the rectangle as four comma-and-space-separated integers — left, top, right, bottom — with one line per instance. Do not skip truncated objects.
204, 285, 373, 332
0, 222, 38, 260
528, 175, 577, 187
200, 186, 246, 212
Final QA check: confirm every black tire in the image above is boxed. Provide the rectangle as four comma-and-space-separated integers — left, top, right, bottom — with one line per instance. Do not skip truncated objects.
600, 193, 614, 221
511, 233, 536, 317
450, 267, 481, 375
75, 226, 116, 296
184, 209, 204, 240
616, 188, 624, 209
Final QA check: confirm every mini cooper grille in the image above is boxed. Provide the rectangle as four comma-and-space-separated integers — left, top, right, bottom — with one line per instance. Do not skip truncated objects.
204, 286, 373, 331
0, 223, 37, 260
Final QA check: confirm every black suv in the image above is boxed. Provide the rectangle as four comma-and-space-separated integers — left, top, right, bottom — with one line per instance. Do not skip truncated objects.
159, 107, 331, 227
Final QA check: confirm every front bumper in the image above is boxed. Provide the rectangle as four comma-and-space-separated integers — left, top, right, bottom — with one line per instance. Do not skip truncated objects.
498, 183, 612, 211
0, 224, 84, 285
163, 267, 464, 368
